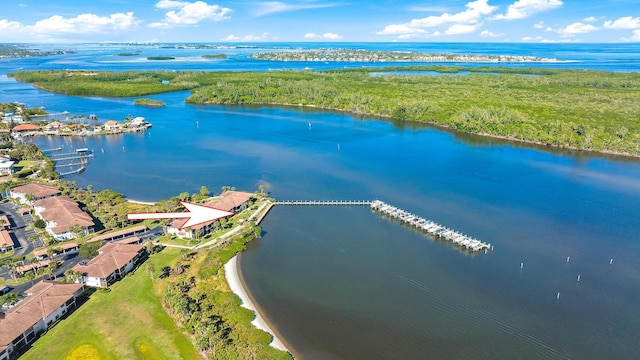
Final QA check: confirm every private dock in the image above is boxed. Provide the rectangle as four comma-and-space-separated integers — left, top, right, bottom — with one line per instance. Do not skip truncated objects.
50, 149, 94, 177
370, 200, 491, 253
273, 199, 491, 253
275, 200, 371, 206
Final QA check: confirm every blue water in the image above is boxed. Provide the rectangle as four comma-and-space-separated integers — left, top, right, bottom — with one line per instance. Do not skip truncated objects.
2, 43, 640, 359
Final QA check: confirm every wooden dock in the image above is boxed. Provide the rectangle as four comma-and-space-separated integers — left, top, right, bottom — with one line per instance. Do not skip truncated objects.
370, 200, 491, 253
51, 149, 94, 177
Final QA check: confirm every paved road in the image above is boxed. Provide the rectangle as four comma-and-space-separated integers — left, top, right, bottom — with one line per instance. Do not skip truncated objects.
0, 200, 43, 258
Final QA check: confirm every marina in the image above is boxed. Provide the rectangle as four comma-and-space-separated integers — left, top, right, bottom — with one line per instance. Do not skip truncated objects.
49, 149, 94, 176
370, 200, 492, 253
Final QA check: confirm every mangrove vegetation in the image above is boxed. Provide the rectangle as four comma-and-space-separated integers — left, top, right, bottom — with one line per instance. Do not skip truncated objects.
9, 66, 640, 156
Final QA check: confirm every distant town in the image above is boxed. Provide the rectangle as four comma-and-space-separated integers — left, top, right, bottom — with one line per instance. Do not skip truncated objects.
250, 48, 559, 62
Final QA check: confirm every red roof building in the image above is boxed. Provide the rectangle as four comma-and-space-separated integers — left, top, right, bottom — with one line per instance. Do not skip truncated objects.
10, 124, 40, 132
72, 243, 145, 288
0, 281, 84, 359
10, 183, 61, 203
33, 195, 94, 240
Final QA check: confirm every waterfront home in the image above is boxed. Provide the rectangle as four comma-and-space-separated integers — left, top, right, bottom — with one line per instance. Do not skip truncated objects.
71, 243, 145, 288
103, 120, 121, 132
166, 191, 253, 239
0, 281, 84, 360
10, 124, 40, 134
127, 116, 151, 130
0, 155, 14, 176
10, 183, 61, 204
213, 191, 255, 212
0, 230, 13, 252
43, 121, 66, 132
86, 225, 147, 244
33, 195, 94, 241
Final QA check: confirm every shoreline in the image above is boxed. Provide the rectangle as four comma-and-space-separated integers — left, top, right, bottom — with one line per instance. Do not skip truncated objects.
224, 255, 294, 357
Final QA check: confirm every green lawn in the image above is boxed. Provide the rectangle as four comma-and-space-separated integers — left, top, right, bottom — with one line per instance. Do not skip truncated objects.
21, 248, 200, 360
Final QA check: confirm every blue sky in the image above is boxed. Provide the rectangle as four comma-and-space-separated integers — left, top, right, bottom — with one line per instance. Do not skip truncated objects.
1, 0, 639, 43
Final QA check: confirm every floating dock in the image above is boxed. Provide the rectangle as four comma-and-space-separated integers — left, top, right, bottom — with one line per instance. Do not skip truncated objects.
370, 200, 491, 253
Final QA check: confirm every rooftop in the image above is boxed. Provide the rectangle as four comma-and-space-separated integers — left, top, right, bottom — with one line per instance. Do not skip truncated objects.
34, 195, 94, 235
11, 183, 61, 199
72, 243, 142, 279
0, 230, 13, 248
0, 281, 83, 348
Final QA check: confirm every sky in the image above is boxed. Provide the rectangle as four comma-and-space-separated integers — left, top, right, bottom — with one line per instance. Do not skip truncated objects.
0, 0, 639, 43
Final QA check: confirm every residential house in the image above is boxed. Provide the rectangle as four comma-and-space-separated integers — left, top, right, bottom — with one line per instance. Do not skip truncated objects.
103, 120, 121, 132
42, 121, 66, 132
33, 196, 95, 241
72, 243, 145, 288
0, 281, 84, 360
0, 155, 14, 176
0, 230, 13, 252
10, 183, 61, 204
213, 191, 255, 212
166, 191, 253, 239
10, 124, 40, 134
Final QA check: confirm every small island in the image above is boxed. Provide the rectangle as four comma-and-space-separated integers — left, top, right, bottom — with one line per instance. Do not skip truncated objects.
203, 54, 228, 59
134, 98, 165, 107
147, 56, 175, 61
113, 52, 141, 56
251, 48, 558, 63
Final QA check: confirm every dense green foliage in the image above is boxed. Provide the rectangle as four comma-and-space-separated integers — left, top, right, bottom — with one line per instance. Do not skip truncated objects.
162, 230, 290, 359
10, 67, 640, 156
186, 67, 640, 155
10, 70, 214, 97
133, 98, 166, 107
203, 54, 228, 59
147, 56, 175, 60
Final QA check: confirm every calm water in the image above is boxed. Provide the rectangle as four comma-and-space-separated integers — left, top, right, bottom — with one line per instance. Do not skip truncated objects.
2, 43, 640, 359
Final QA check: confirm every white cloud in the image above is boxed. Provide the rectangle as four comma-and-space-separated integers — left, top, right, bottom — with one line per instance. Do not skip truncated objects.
150, 0, 231, 28
221, 32, 270, 41
495, 0, 562, 20
29, 12, 140, 34
0, 19, 25, 33
304, 32, 342, 39
252, 1, 341, 17
534, 21, 544, 29
0, 12, 141, 42
480, 29, 505, 37
155, 0, 189, 8
557, 22, 598, 35
583, 16, 597, 22
377, 0, 496, 36
445, 23, 481, 35
603, 16, 640, 30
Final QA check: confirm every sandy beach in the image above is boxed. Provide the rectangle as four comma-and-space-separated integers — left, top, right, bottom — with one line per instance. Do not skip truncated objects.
224, 255, 291, 354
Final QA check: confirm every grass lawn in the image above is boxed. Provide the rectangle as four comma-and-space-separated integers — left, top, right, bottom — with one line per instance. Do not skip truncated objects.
21, 248, 200, 360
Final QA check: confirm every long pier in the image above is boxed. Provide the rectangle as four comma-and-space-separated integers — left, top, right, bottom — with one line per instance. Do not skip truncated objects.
275, 200, 371, 206
370, 200, 491, 253
272, 199, 491, 253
